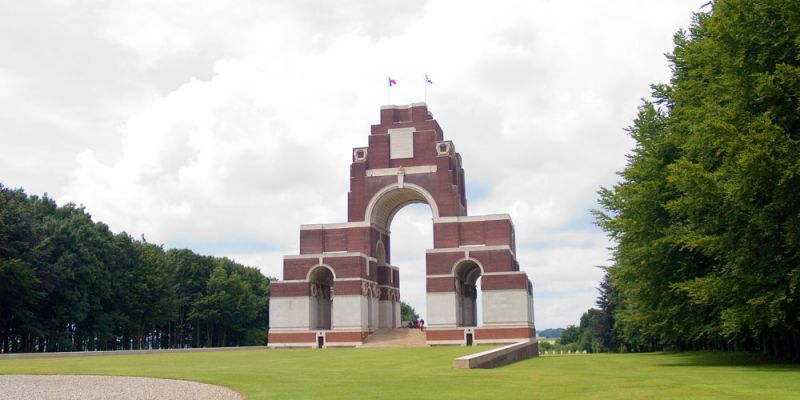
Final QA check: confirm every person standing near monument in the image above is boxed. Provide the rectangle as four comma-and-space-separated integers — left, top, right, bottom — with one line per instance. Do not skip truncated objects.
419, 319, 425, 331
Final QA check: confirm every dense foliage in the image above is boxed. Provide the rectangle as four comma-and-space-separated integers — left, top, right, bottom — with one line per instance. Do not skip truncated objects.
537, 328, 565, 339
547, 274, 616, 353
594, 0, 800, 360
0, 184, 271, 353
400, 301, 419, 322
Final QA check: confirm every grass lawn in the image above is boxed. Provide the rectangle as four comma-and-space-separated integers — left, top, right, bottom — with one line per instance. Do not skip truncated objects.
1, 348, 798, 399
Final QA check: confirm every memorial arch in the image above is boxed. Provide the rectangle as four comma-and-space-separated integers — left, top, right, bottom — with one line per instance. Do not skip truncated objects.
268, 103, 536, 347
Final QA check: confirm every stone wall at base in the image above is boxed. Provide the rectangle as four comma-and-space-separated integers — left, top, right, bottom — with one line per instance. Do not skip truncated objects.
426, 326, 536, 346
267, 326, 536, 348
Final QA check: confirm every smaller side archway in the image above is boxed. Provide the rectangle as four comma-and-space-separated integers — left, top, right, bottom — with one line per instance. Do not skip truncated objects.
453, 259, 483, 327
308, 265, 334, 330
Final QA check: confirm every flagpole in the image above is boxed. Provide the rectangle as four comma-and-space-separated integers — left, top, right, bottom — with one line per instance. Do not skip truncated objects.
424, 74, 432, 104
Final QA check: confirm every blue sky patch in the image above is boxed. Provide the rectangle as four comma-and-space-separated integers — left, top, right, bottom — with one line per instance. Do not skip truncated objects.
465, 179, 492, 203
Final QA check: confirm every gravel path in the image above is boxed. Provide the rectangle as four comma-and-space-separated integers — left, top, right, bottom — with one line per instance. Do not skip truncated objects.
0, 375, 244, 400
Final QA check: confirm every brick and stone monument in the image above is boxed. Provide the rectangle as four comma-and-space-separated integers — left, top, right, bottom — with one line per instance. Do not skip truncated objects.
268, 103, 536, 348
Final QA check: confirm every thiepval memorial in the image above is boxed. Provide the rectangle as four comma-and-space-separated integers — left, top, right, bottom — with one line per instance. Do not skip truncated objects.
269, 103, 536, 348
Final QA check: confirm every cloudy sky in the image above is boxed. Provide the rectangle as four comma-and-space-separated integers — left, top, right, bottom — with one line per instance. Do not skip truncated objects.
1, 0, 704, 329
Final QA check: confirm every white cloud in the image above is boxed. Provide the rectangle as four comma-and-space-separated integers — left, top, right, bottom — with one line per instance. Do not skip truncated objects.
0, 0, 705, 329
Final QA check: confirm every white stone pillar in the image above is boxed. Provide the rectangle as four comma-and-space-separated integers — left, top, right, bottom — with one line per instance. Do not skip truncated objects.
394, 300, 401, 328
462, 297, 475, 326
369, 296, 380, 331
379, 300, 394, 328
321, 297, 332, 329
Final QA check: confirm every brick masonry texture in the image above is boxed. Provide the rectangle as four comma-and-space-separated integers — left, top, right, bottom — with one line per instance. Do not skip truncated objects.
426, 329, 465, 341
270, 281, 308, 297
474, 327, 535, 340
432, 219, 514, 248
427, 276, 456, 292
332, 279, 363, 296
268, 332, 316, 343
299, 227, 378, 255
470, 249, 516, 273
325, 256, 365, 279
282, 258, 317, 281
426, 252, 465, 275
326, 331, 369, 342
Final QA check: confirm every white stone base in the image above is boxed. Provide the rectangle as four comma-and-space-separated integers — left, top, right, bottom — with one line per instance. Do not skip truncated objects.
269, 297, 310, 330
482, 289, 534, 327
427, 292, 458, 327
332, 295, 367, 330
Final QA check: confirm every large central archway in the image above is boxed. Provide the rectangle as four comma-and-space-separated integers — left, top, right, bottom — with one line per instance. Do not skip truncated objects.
365, 182, 440, 232
378, 200, 434, 328
268, 103, 536, 348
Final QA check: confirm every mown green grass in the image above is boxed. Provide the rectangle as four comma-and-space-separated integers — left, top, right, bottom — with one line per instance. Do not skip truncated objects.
1, 348, 798, 399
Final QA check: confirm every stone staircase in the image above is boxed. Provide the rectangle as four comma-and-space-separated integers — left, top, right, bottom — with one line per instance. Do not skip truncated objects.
361, 328, 427, 348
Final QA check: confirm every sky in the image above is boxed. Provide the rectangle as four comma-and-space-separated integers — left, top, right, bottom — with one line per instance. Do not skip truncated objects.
0, 0, 706, 329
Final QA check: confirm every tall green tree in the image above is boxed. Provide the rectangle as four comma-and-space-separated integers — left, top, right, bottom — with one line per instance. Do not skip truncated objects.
595, 0, 800, 359
127, 241, 178, 349
0, 186, 43, 353
559, 325, 581, 346
167, 249, 216, 348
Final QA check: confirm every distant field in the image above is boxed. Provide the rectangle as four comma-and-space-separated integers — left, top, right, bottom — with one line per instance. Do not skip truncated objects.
1, 348, 798, 399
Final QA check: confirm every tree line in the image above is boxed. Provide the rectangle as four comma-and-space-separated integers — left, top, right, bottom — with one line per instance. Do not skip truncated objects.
539, 273, 616, 354
0, 184, 271, 353
589, 0, 799, 360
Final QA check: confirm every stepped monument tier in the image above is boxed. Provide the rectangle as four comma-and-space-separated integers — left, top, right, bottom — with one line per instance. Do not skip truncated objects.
268, 103, 537, 348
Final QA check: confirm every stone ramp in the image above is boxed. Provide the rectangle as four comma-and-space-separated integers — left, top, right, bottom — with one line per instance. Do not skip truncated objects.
452, 339, 538, 369
361, 328, 426, 348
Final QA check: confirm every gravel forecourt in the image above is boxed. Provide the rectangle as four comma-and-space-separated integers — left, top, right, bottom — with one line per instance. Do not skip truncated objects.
0, 375, 244, 399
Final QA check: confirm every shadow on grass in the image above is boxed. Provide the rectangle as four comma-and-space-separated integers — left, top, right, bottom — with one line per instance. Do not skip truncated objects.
653, 351, 800, 372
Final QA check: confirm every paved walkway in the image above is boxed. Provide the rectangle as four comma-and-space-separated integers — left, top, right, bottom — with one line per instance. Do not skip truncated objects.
0, 375, 243, 400
361, 328, 426, 348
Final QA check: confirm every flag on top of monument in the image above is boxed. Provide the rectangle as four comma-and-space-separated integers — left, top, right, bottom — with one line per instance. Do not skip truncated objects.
388, 77, 397, 87
425, 74, 433, 84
